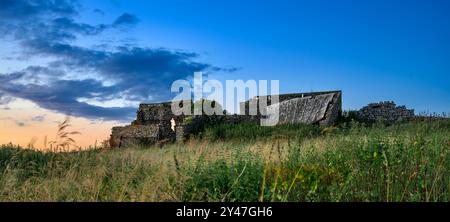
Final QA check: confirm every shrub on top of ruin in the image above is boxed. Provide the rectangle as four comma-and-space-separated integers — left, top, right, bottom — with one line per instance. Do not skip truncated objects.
337, 110, 360, 124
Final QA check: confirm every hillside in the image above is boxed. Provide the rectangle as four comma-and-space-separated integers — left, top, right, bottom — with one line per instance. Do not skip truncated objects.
0, 119, 449, 202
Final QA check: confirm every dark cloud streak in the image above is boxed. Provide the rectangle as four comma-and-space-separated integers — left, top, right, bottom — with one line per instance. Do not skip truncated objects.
0, 0, 78, 20
0, 73, 137, 121
113, 13, 139, 26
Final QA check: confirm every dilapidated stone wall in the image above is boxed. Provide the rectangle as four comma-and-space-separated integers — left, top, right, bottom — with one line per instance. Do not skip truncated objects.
134, 102, 186, 125
239, 91, 341, 115
240, 91, 342, 126
110, 102, 180, 148
110, 125, 167, 148
265, 92, 341, 125
357, 101, 414, 124
110, 90, 343, 148
320, 91, 342, 126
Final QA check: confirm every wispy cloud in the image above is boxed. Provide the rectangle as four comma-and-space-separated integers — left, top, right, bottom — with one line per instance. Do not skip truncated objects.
31, 115, 46, 122
0, 92, 13, 105
93, 9, 105, 16
15, 121, 26, 127
113, 13, 140, 27
0, 117, 27, 127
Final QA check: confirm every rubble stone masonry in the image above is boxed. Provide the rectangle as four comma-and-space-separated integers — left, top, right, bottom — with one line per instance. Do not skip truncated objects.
110, 90, 343, 148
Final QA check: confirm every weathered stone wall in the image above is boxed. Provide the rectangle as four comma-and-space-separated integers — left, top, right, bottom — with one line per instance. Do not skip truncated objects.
134, 102, 186, 125
239, 90, 342, 115
175, 116, 207, 142
320, 91, 342, 126
110, 102, 182, 148
357, 101, 414, 123
240, 91, 342, 126
175, 126, 186, 143
264, 92, 340, 125
110, 124, 168, 148
110, 91, 343, 148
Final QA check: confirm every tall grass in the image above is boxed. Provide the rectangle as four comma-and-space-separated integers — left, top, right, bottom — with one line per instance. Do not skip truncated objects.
199, 123, 321, 141
48, 116, 81, 152
0, 119, 449, 202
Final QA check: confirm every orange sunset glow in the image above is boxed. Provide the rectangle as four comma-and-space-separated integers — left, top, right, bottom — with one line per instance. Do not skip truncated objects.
0, 98, 125, 149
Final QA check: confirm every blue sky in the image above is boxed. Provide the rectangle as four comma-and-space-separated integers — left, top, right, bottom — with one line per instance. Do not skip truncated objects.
86, 0, 450, 113
1, 0, 450, 124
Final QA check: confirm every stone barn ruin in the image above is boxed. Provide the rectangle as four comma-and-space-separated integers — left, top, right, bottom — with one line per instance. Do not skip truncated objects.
110, 90, 342, 148
240, 91, 342, 126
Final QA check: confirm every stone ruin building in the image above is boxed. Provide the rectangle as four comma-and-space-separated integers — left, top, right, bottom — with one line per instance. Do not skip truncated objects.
110, 90, 342, 148
357, 101, 415, 124
240, 90, 342, 126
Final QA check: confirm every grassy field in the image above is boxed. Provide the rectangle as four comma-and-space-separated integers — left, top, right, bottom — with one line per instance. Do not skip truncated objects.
0, 119, 449, 202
